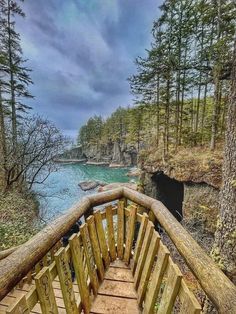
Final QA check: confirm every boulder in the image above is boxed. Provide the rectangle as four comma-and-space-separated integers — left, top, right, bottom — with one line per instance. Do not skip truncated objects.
78, 180, 107, 191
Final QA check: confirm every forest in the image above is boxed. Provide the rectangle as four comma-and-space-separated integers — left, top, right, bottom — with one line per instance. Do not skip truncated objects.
78, 0, 235, 160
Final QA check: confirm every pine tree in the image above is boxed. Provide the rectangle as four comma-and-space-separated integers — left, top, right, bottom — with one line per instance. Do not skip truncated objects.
1, 0, 33, 150
0, 0, 33, 189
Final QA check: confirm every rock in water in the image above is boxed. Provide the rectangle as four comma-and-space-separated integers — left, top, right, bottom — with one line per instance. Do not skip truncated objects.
78, 180, 107, 191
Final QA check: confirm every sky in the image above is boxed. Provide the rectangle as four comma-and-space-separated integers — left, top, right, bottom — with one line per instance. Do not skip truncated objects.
17, 0, 160, 140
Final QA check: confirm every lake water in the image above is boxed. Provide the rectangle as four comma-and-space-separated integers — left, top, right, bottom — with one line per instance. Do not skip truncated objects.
35, 164, 130, 222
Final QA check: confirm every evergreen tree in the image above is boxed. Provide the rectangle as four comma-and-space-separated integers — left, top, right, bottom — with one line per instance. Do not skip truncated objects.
0, 0, 33, 150
0, 0, 33, 190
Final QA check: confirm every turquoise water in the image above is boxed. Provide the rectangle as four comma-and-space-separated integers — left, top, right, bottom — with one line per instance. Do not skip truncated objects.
35, 164, 130, 222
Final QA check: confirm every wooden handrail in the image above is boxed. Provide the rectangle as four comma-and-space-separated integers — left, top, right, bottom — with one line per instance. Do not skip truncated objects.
0, 187, 235, 313
123, 187, 236, 314
0, 246, 19, 261
0, 188, 123, 301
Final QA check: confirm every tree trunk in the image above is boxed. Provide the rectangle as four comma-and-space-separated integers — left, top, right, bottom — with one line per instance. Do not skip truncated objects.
7, 0, 17, 149
0, 86, 7, 191
210, 0, 222, 151
211, 39, 236, 285
200, 80, 208, 145
156, 75, 160, 146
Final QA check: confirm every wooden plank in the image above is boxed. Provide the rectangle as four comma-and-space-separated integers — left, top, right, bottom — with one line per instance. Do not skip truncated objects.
179, 280, 202, 314
80, 223, 99, 295
125, 208, 142, 223
106, 205, 116, 261
134, 221, 154, 289
132, 213, 148, 274
42, 255, 48, 267
98, 280, 137, 299
87, 215, 105, 281
6, 295, 29, 314
35, 263, 41, 274
158, 258, 182, 314
124, 205, 137, 264
148, 209, 156, 224
90, 295, 139, 314
104, 268, 134, 282
69, 234, 91, 314
94, 210, 110, 269
120, 197, 127, 209
84, 206, 94, 221
35, 267, 58, 314
143, 241, 170, 314
110, 260, 129, 269
117, 200, 125, 259
54, 247, 78, 314
137, 231, 160, 305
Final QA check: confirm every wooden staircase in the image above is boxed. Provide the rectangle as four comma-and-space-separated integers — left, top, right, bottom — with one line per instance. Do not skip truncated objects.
0, 188, 235, 313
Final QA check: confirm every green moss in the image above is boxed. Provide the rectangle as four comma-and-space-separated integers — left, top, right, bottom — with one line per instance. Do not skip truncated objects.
211, 246, 225, 270
0, 191, 40, 249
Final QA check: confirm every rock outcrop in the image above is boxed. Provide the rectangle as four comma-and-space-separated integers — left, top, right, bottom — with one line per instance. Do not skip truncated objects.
83, 142, 138, 167
58, 141, 138, 168
78, 180, 107, 191
139, 146, 222, 189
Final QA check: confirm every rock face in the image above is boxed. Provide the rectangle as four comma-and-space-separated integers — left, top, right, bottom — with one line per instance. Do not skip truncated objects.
112, 142, 123, 164
59, 146, 86, 160
58, 141, 138, 167
140, 146, 222, 189
82, 142, 138, 167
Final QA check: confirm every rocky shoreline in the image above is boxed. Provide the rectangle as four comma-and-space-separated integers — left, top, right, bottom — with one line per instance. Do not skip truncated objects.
58, 141, 138, 168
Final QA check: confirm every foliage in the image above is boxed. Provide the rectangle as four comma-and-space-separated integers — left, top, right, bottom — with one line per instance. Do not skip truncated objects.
0, 191, 39, 249
0, 2, 67, 192
78, 0, 235, 162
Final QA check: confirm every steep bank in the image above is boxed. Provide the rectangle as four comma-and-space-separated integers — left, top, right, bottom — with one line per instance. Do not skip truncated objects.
139, 145, 222, 252
139, 145, 223, 189
0, 191, 39, 250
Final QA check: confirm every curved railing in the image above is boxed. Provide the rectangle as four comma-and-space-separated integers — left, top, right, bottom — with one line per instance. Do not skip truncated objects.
0, 187, 235, 313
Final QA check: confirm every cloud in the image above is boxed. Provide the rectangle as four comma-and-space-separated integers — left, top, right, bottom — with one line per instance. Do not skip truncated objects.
16, 0, 160, 139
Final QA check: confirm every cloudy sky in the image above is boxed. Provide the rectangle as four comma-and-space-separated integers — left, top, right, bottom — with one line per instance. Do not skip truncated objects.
17, 0, 160, 139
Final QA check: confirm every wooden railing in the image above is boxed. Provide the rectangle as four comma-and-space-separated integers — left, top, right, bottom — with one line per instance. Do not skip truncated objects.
2, 204, 202, 313
0, 187, 235, 313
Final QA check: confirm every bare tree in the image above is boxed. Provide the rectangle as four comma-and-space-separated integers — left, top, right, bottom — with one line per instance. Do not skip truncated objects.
4, 116, 68, 191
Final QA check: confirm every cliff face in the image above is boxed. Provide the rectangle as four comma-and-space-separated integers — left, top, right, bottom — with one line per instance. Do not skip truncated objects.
62, 142, 138, 167
138, 146, 222, 253
139, 146, 223, 189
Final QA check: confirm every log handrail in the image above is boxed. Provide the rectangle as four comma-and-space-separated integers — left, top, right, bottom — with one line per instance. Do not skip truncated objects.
0, 187, 235, 313
122, 187, 236, 313
0, 246, 19, 261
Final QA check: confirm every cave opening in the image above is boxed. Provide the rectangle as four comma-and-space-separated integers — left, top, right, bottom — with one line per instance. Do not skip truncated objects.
151, 171, 184, 221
